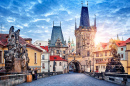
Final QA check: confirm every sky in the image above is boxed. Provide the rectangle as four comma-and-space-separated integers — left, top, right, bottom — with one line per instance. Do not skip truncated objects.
0, 0, 130, 45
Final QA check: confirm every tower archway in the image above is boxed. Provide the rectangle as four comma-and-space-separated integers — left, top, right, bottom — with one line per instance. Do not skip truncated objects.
68, 60, 81, 73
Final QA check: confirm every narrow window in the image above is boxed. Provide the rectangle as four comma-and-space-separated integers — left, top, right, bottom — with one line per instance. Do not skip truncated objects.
42, 55, 44, 60
59, 62, 62, 66
121, 48, 123, 51
87, 51, 90, 57
56, 50, 60, 54
105, 51, 107, 56
34, 53, 37, 64
121, 54, 123, 58
42, 63, 45, 69
63, 51, 65, 54
96, 52, 99, 57
0, 51, 2, 63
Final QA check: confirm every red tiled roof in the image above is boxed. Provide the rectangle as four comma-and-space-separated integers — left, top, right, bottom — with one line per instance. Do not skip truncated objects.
50, 55, 67, 61
114, 40, 125, 46
119, 38, 130, 47
0, 34, 42, 52
40, 46, 48, 52
100, 42, 107, 49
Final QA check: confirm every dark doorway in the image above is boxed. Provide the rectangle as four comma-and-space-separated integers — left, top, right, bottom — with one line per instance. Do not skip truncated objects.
69, 61, 80, 73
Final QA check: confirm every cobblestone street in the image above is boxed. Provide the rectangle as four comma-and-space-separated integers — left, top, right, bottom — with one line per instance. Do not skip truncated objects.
17, 73, 120, 86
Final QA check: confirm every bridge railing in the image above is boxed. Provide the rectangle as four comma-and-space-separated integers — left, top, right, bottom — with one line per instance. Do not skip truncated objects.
0, 71, 63, 86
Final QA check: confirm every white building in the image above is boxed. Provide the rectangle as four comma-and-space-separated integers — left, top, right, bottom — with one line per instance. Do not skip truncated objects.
117, 38, 130, 60
33, 40, 48, 46
33, 40, 50, 73
50, 55, 67, 73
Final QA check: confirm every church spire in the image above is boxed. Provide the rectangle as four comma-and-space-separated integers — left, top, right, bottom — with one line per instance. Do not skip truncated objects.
122, 37, 124, 41
117, 34, 120, 40
75, 18, 77, 29
94, 14, 96, 28
68, 37, 70, 43
80, 1, 90, 28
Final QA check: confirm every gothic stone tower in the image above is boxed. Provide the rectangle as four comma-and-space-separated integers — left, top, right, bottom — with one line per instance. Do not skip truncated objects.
75, 6, 97, 58
48, 22, 68, 60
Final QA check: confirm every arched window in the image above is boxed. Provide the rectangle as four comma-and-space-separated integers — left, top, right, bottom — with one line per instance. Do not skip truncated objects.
87, 51, 90, 57
42, 63, 45, 69
59, 62, 62, 66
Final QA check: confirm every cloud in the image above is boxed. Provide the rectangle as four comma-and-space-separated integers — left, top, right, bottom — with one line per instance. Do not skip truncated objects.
0, 0, 129, 44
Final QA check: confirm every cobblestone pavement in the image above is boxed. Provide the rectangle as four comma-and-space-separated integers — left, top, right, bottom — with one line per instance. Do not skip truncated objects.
17, 73, 120, 86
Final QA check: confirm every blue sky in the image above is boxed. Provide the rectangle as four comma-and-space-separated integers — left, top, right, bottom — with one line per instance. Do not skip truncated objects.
0, 0, 130, 44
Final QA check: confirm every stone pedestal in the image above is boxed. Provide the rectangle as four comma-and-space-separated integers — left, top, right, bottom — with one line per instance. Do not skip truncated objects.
9, 58, 22, 73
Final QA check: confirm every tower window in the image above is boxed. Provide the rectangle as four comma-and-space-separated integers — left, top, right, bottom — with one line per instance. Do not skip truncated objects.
121, 48, 123, 51
56, 50, 60, 54
87, 51, 90, 57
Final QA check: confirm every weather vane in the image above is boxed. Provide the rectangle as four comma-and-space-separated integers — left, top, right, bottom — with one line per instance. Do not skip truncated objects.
81, 1, 83, 6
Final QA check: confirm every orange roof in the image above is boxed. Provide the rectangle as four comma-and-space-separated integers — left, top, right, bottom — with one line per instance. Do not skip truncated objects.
50, 55, 67, 61
40, 46, 48, 52
114, 40, 125, 46
0, 34, 42, 52
100, 42, 107, 49
119, 38, 130, 47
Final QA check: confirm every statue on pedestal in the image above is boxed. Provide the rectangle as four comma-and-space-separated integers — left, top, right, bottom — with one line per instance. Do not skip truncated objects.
105, 41, 125, 73
4, 26, 30, 73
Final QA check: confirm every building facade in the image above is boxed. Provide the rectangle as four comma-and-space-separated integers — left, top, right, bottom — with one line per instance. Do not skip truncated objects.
93, 38, 128, 73
68, 4, 97, 72
48, 22, 68, 60
50, 55, 67, 73
0, 34, 43, 73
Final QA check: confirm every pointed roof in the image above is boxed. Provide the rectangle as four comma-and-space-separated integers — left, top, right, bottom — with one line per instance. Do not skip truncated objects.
40, 46, 48, 52
117, 34, 120, 40
49, 25, 67, 47
0, 34, 42, 52
94, 14, 96, 27
50, 55, 67, 61
119, 38, 130, 47
75, 18, 77, 29
80, 6, 90, 28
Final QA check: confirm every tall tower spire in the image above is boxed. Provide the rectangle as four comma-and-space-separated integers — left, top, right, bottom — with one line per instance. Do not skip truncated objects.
94, 14, 96, 28
60, 21, 61, 27
117, 34, 120, 40
75, 18, 77, 29
122, 37, 124, 41
53, 21, 54, 26
79, 2, 90, 28
87, 1, 88, 7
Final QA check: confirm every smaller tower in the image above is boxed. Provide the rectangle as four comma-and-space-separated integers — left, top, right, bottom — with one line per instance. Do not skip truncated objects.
75, 18, 77, 30
117, 34, 120, 40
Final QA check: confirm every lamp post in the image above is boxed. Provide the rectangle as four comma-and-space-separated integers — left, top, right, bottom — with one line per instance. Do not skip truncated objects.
89, 61, 91, 72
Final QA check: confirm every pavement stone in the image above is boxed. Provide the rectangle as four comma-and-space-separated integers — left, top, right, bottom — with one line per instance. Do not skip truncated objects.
17, 73, 120, 86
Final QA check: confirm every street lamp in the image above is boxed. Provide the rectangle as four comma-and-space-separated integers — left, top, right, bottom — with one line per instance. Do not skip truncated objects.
89, 61, 91, 72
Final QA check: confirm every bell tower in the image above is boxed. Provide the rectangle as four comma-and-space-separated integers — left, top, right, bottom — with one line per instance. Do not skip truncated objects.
75, 4, 97, 58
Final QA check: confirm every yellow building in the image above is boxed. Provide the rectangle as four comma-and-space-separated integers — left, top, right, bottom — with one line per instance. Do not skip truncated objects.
125, 41, 130, 74
0, 34, 42, 73
93, 39, 127, 73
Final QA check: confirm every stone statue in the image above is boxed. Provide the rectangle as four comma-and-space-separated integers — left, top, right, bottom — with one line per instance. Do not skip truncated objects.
105, 41, 125, 73
4, 26, 30, 73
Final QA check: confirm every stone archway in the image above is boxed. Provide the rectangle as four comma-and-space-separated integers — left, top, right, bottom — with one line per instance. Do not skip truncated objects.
68, 60, 81, 73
